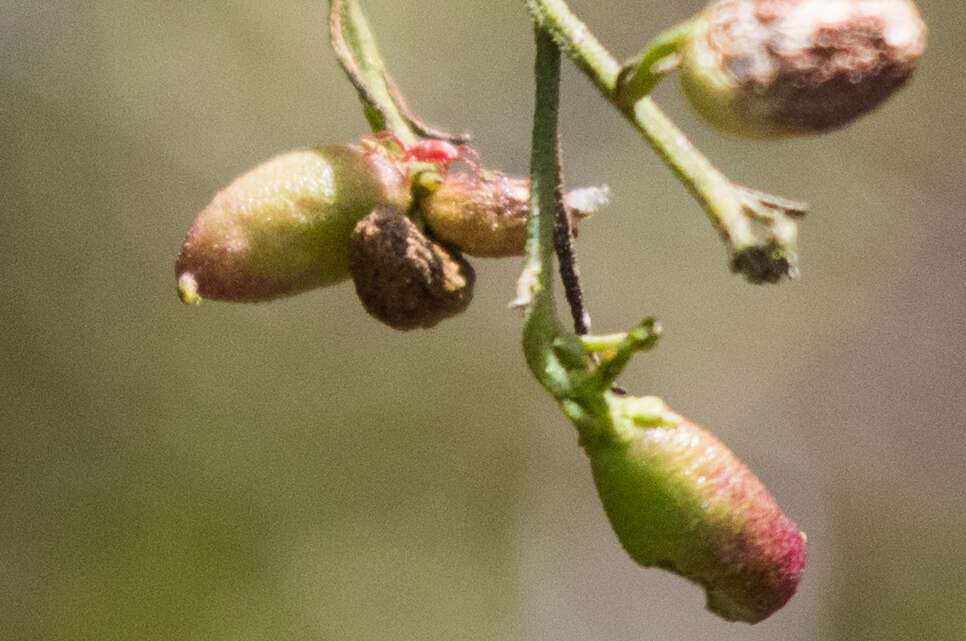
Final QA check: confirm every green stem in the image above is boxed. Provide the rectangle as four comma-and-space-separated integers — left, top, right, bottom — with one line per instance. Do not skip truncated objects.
522, 27, 571, 397
328, 0, 467, 145
526, 0, 619, 93
523, 28, 662, 442
329, 0, 416, 144
615, 19, 694, 107
526, 0, 804, 283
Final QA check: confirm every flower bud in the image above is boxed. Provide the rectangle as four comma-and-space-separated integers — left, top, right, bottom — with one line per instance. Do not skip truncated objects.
678, 0, 927, 138
586, 395, 806, 623
418, 170, 606, 257
347, 205, 475, 330
175, 145, 412, 303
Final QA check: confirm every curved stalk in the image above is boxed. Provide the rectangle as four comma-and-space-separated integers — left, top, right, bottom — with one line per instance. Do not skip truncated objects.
328, 0, 468, 144
526, 0, 806, 283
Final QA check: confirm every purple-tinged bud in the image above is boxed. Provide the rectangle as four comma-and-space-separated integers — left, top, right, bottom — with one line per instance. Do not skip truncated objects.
678, 0, 927, 138
418, 170, 606, 257
586, 395, 806, 623
175, 145, 412, 303
347, 206, 475, 330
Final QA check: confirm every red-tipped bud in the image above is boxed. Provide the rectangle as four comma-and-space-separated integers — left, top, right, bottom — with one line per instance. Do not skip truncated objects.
678, 0, 927, 137
586, 395, 806, 623
347, 206, 475, 330
175, 145, 412, 303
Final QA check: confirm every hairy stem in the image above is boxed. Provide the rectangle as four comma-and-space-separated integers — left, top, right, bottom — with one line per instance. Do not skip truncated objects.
522, 27, 571, 396
526, 0, 804, 282
328, 0, 416, 143
523, 27, 661, 434
329, 0, 467, 144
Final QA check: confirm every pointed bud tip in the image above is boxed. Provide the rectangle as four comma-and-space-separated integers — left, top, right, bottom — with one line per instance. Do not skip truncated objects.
177, 272, 203, 305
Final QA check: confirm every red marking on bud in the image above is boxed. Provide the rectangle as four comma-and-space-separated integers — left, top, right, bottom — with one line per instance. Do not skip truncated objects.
367, 131, 479, 170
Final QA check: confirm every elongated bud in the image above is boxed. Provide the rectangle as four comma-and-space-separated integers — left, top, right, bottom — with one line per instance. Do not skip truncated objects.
175, 145, 412, 303
347, 206, 475, 330
678, 0, 927, 138
418, 170, 607, 257
586, 395, 806, 623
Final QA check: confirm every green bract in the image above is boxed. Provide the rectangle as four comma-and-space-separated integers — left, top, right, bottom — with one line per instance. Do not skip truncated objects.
176, 144, 412, 303
678, 0, 927, 138
586, 395, 806, 623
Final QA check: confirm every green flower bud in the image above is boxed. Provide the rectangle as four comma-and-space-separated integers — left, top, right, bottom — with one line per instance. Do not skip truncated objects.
586, 395, 806, 623
347, 205, 475, 330
418, 170, 606, 258
678, 0, 927, 138
175, 144, 412, 303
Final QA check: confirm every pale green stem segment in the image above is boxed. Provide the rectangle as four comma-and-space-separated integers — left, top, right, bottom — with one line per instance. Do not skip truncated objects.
526, 0, 806, 283
524, 28, 660, 440
615, 20, 694, 107
328, 0, 417, 144
523, 27, 571, 397
328, 0, 469, 145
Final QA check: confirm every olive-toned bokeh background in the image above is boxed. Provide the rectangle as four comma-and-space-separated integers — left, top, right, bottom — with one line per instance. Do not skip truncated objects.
3, 1, 964, 639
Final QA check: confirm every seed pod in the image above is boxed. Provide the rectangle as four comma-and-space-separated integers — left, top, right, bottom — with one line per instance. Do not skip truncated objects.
418, 170, 606, 257
347, 205, 475, 330
587, 395, 806, 623
175, 145, 412, 303
678, 0, 927, 138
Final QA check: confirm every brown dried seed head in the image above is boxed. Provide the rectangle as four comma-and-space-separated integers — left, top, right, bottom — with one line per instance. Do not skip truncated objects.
347, 206, 475, 330
679, 0, 927, 137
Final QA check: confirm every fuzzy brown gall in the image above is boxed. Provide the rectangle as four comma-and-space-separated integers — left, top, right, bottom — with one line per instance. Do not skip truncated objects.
347, 205, 475, 330
678, 0, 927, 137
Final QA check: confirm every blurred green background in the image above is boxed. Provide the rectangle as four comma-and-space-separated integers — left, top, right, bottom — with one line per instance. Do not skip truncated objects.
3, 1, 965, 639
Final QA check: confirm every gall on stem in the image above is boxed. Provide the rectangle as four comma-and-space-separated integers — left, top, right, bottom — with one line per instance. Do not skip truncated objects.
677, 0, 927, 138
587, 395, 807, 623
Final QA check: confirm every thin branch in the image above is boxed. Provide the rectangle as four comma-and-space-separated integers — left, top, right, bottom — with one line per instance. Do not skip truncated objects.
329, 0, 467, 144
553, 158, 591, 335
521, 26, 570, 395
526, 0, 806, 283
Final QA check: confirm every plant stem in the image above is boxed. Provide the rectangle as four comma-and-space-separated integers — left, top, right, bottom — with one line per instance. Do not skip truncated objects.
523, 27, 661, 427
615, 19, 694, 107
328, 0, 416, 144
522, 27, 571, 396
526, 0, 620, 93
329, 0, 468, 145
552, 160, 591, 335
526, 0, 804, 283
